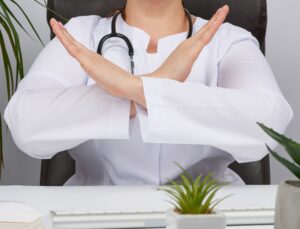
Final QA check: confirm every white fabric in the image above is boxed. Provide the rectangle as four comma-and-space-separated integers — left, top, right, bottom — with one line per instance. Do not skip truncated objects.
4, 14, 293, 185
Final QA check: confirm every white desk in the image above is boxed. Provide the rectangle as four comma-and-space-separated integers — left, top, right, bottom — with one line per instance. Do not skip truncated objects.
0, 185, 277, 229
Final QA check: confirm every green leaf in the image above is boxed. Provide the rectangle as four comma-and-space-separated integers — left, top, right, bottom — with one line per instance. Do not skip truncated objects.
9, 0, 45, 46
258, 123, 300, 166
285, 144, 300, 167
167, 179, 190, 206
174, 161, 193, 182
0, 29, 13, 99
209, 194, 233, 212
1, 0, 36, 42
266, 145, 300, 179
179, 174, 193, 197
158, 164, 229, 214
199, 186, 220, 213
0, 2, 24, 86
157, 187, 182, 204
0, 12, 22, 94
0, 0, 60, 178
196, 172, 213, 195
32, 0, 68, 23
192, 174, 202, 202
257, 122, 290, 144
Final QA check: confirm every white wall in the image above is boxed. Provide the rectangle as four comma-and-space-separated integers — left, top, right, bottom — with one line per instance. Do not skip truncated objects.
0, 0, 299, 185
0, 1, 49, 185
266, 0, 300, 183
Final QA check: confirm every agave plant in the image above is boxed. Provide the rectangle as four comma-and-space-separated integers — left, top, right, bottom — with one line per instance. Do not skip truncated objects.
0, 0, 67, 177
158, 162, 231, 215
258, 122, 300, 179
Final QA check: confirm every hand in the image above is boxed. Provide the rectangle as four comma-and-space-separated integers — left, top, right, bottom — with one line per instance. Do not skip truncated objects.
49, 18, 136, 100
50, 18, 144, 114
150, 5, 229, 82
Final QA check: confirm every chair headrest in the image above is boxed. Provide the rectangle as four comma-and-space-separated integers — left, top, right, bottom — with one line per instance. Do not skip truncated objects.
47, 0, 266, 53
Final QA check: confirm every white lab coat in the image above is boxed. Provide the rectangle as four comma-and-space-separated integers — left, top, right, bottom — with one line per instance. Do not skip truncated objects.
4, 14, 293, 185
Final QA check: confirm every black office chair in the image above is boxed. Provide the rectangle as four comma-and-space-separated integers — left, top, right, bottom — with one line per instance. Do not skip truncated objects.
41, 0, 270, 186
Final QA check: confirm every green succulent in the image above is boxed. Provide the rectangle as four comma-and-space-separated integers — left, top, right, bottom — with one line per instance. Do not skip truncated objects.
0, 0, 67, 177
158, 162, 231, 215
258, 122, 300, 179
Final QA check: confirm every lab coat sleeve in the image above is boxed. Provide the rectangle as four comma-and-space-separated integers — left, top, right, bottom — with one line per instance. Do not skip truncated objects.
3, 16, 131, 159
136, 23, 293, 163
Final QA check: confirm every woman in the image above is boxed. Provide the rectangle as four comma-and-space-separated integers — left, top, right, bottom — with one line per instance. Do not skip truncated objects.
4, 0, 293, 185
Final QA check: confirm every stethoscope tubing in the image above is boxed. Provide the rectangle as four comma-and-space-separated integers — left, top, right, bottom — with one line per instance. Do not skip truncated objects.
97, 8, 193, 75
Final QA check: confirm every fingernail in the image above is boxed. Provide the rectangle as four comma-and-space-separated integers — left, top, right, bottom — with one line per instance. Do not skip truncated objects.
58, 21, 64, 27
222, 5, 229, 10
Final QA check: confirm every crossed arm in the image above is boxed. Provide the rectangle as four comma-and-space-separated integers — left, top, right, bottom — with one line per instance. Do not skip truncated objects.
49, 6, 229, 109
4, 4, 292, 161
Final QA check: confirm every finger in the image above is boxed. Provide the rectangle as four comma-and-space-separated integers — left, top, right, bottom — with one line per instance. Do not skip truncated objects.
195, 5, 229, 46
57, 21, 77, 43
51, 18, 89, 52
203, 5, 229, 32
50, 18, 89, 60
204, 5, 229, 38
50, 18, 98, 73
194, 5, 229, 39
50, 18, 73, 47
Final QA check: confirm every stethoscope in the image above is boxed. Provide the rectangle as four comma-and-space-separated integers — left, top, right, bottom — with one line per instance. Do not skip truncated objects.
97, 9, 194, 75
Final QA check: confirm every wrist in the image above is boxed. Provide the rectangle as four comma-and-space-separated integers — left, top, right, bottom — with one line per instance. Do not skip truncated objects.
127, 76, 146, 108
143, 71, 161, 79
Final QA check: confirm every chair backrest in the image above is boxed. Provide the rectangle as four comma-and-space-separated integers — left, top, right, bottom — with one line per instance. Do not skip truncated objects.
41, 0, 270, 186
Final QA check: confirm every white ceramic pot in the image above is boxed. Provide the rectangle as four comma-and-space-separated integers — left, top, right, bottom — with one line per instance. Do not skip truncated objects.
275, 180, 300, 229
166, 208, 226, 229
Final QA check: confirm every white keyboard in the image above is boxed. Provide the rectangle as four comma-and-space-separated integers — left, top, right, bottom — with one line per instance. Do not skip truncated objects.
52, 205, 274, 229
50, 185, 276, 229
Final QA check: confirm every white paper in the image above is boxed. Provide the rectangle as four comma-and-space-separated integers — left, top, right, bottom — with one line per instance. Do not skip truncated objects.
0, 201, 40, 223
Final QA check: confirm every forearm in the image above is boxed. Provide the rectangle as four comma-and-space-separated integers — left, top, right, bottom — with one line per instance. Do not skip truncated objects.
4, 80, 131, 159
136, 77, 293, 162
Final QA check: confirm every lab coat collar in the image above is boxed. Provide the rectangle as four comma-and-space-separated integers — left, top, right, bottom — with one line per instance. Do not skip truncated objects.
91, 14, 202, 64
116, 14, 201, 55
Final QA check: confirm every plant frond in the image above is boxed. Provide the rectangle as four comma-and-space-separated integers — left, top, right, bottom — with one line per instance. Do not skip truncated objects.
209, 194, 234, 212
0, 12, 23, 94
266, 145, 300, 179
0, 2, 24, 85
32, 0, 68, 23
200, 185, 222, 213
158, 165, 229, 214
174, 161, 193, 182
0, 29, 13, 99
9, 0, 45, 46
1, 1, 35, 41
258, 122, 300, 166
179, 174, 193, 197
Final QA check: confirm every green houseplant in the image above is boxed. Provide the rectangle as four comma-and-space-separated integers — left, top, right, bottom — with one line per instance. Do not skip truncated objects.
0, 0, 66, 177
258, 122, 300, 229
158, 162, 230, 229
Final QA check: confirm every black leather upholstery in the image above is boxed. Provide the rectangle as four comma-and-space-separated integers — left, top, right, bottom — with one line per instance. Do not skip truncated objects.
41, 0, 270, 186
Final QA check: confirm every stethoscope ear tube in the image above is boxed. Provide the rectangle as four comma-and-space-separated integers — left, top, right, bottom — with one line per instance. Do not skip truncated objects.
185, 8, 193, 39
97, 8, 193, 75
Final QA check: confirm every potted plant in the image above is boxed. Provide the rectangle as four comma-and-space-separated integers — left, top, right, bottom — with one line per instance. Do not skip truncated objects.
258, 123, 300, 229
0, 0, 66, 177
158, 162, 230, 229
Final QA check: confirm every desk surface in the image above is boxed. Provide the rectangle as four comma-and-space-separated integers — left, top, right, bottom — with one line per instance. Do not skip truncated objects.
0, 185, 277, 229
